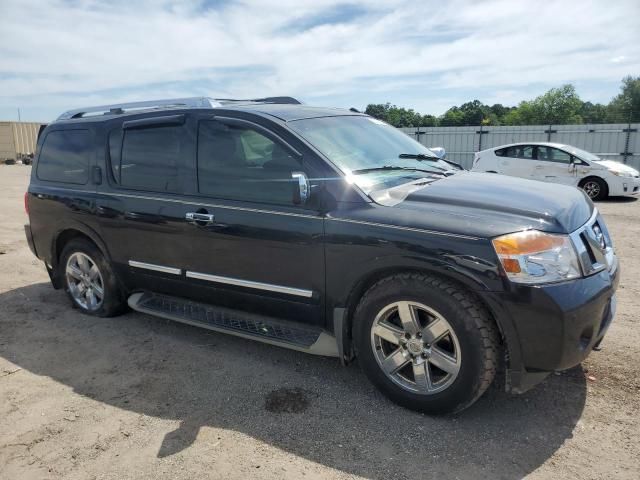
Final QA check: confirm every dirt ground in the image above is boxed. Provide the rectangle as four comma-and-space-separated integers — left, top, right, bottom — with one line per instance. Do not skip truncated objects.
1, 165, 638, 480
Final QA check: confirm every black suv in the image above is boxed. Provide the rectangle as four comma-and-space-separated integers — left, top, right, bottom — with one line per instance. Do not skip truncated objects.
25, 97, 619, 414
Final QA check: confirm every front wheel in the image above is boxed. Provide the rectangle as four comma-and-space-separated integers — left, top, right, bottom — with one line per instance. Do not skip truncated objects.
353, 273, 499, 414
580, 177, 608, 200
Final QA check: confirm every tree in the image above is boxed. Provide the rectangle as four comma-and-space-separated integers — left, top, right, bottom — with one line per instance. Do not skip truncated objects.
364, 77, 637, 127
607, 76, 640, 122
580, 102, 609, 124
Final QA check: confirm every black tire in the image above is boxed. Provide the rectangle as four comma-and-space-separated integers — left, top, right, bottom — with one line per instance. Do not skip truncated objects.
353, 273, 499, 414
59, 238, 128, 317
4, 159, 16, 165
580, 177, 608, 201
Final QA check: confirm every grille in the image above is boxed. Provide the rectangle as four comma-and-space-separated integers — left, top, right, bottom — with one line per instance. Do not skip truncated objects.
570, 210, 615, 276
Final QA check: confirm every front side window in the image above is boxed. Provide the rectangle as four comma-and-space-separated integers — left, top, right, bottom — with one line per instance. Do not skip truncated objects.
36, 129, 91, 184
538, 146, 571, 164
197, 121, 301, 205
120, 125, 182, 192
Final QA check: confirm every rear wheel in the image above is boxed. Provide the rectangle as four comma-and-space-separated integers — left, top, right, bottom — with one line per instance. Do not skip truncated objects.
580, 177, 608, 200
353, 273, 499, 414
60, 239, 127, 317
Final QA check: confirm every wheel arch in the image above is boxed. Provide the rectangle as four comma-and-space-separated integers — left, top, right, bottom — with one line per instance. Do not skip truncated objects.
338, 266, 507, 365
578, 175, 609, 195
50, 225, 112, 288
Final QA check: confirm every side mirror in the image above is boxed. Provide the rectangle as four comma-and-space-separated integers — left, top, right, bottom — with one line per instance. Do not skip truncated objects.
430, 147, 446, 159
292, 171, 310, 205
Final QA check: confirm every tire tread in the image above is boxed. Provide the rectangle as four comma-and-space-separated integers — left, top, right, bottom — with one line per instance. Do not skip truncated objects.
354, 272, 500, 413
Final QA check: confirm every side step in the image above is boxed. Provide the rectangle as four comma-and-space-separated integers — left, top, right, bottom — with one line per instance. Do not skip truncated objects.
128, 292, 339, 357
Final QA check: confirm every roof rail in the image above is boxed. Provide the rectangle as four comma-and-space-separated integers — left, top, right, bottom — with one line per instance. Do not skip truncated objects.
57, 97, 220, 120
215, 96, 302, 105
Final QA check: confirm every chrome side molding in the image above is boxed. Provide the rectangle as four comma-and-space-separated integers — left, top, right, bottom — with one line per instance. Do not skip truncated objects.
185, 271, 313, 298
128, 260, 182, 275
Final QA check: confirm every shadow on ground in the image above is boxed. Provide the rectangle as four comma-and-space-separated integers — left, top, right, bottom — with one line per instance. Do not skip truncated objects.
596, 196, 638, 203
0, 283, 587, 479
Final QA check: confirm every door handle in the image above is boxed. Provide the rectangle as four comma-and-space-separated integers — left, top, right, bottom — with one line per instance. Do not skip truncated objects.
186, 212, 215, 226
535, 165, 544, 169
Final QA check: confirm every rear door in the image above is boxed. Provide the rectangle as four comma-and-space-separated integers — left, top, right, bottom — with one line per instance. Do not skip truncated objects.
495, 145, 536, 178
178, 114, 326, 327
95, 113, 195, 294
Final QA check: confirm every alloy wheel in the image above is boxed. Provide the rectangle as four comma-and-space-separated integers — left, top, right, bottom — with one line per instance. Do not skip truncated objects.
370, 301, 461, 395
65, 252, 104, 311
583, 181, 601, 199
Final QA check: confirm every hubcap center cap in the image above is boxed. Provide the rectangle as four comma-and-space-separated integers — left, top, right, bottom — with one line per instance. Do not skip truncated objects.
407, 339, 424, 355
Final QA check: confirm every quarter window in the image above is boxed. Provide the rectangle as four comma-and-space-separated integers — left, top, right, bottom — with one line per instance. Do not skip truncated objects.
36, 129, 91, 184
197, 121, 301, 205
120, 125, 182, 192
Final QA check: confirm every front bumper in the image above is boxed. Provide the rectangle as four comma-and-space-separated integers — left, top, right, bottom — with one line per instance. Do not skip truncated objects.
608, 175, 640, 196
479, 260, 619, 394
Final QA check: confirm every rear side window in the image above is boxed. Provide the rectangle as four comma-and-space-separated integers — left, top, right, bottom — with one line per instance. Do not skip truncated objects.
108, 128, 122, 182
120, 126, 182, 192
36, 130, 91, 184
501, 145, 534, 159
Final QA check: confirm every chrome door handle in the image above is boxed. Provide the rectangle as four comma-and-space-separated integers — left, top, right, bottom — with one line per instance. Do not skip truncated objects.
185, 212, 214, 225
535, 165, 544, 169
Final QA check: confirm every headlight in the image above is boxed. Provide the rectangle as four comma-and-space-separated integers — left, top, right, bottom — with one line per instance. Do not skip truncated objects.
610, 170, 634, 178
492, 230, 581, 284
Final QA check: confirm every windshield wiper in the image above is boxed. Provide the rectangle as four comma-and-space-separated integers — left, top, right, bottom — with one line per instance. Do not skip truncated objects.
351, 165, 446, 176
399, 153, 464, 170
399, 153, 440, 160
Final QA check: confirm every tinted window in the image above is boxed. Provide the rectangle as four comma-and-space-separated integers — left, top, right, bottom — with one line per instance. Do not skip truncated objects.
36, 129, 90, 184
197, 121, 300, 205
537, 146, 571, 164
502, 145, 534, 159
108, 128, 122, 182
120, 125, 182, 191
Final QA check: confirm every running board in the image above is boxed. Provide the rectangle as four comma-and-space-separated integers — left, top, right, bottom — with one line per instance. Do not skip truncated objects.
128, 292, 339, 357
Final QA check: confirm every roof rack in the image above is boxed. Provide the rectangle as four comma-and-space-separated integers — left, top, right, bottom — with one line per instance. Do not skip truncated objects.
57, 97, 220, 120
214, 96, 302, 105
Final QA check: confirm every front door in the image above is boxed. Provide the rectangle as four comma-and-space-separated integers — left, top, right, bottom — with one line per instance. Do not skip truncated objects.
531, 146, 580, 185
179, 115, 326, 327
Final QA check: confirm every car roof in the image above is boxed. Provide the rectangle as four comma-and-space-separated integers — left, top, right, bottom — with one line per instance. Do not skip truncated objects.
51, 99, 363, 126
226, 103, 363, 122
483, 142, 569, 152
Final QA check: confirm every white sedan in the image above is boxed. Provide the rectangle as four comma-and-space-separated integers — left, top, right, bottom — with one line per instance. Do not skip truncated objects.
471, 142, 640, 200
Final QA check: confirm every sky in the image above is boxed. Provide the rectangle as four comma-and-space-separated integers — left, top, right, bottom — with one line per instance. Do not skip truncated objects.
0, 0, 639, 123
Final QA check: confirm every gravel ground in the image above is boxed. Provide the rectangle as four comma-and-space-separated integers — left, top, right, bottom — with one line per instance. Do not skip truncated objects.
1, 165, 639, 480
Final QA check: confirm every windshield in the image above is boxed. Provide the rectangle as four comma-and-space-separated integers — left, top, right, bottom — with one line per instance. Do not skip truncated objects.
561, 145, 601, 162
288, 115, 454, 193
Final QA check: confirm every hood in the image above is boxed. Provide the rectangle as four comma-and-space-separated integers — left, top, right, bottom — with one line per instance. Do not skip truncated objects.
368, 172, 593, 238
592, 160, 639, 175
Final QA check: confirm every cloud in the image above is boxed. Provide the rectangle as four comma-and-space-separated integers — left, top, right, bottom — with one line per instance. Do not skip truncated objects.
0, 0, 638, 121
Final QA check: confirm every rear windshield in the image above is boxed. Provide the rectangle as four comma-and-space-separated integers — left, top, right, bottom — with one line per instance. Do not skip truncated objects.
36, 129, 91, 184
